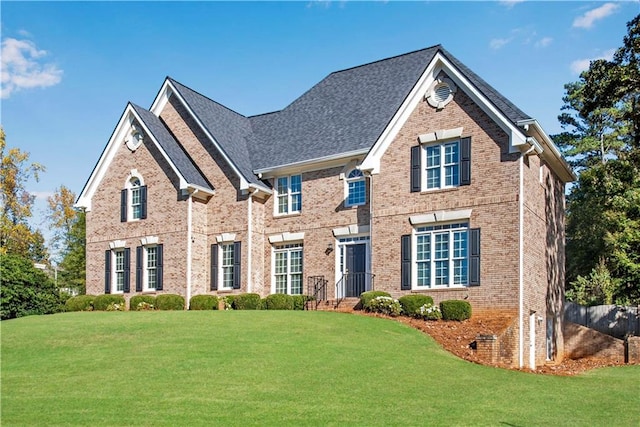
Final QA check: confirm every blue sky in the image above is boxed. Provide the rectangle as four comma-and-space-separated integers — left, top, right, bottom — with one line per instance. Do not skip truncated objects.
2, 1, 639, 249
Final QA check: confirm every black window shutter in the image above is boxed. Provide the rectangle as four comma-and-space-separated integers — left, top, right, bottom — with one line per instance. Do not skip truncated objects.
123, 248, 131, 293
410, 145, 421, 193
136, 246, 143, 292
401, 234, 412, 290
140, 185, 148, 219
104, 250, 111, 294
156, 244, 164, 290
460, 137, 471, 186
120, 189, 128, 222
211, 244, 218, 291
469, 228, 481, 286
233, 242, 242, 289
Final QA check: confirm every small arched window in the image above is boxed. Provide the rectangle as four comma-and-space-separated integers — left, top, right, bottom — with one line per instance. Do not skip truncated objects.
346, 169, 366, 207
121, 174, 147, 222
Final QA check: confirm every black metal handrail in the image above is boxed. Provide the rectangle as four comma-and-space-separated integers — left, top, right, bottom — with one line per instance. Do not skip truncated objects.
307, 275, 328, 310
335, 272, 375, 308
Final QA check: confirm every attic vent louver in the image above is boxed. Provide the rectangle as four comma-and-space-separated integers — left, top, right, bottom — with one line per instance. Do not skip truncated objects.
426, 76, 457, 110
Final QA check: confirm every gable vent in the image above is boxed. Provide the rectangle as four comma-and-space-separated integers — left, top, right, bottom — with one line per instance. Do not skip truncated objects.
434, 83, 451, 103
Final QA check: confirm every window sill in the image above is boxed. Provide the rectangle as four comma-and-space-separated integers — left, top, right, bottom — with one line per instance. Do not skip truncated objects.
273, 212, 302, 219
418, 186, 459, 195
410, 286, 469, 292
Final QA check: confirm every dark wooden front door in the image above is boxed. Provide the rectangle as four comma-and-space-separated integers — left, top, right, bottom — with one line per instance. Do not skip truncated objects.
345, 244, 367, 297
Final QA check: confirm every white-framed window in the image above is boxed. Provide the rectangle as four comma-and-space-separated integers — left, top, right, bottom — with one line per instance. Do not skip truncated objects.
273, 243, 303, 294
275, 174, 302, 215
424, 141, 460, 190
414, 222, 468, 288
114, 249, 125, 293
345, 169, 366, 207
221, 243, 235, 290
145, 245, 158, 291
130, 178, 142, 220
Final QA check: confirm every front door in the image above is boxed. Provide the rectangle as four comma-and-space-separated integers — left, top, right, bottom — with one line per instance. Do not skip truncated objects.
345, 244, 367, 297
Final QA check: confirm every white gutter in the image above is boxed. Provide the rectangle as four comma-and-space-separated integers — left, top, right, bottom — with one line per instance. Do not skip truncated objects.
186, 190, 196, 308
246, 186, 259, 293
518, 155, 524, 368
254, 148, 369, 177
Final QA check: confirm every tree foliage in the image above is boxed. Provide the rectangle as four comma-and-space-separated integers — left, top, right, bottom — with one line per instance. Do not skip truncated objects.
0, 253, 65, 320
558, 16, 640, 304
0, 127, 48, 261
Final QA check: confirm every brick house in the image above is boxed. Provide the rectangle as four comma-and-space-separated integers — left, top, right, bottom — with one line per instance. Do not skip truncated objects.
76, 45, 575, 368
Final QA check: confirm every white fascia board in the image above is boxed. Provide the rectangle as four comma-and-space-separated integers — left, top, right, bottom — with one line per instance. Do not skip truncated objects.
360, 52, 527, 173
75, 104, 138, 211
254, 148, 369, 179
517, 119, 576, 182
153, 79, 260, 192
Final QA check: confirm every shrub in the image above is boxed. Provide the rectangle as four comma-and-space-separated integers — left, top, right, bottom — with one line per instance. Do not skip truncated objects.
366, 296, 402, 317
65, 295, 96, 312
232, 293, 261, 310
0, 254, 65, 319
263, 293, 294, 310
106, 302, 126, 311
129, 295, 156, 311
419, 302, 442, 320
359, 291, 392, 310
439, 300, 472, 321
93, 294, 126, 311
398, 295, 434, 317
223, 295, 236, 310
155, 294, 185, 310
190, 295, 218, 310
291, 294, 314, 310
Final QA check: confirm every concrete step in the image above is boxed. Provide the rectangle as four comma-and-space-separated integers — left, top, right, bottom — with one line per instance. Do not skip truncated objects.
306, 298, 360, 311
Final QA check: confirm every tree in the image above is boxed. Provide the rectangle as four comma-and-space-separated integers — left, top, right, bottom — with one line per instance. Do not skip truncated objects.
557, 16, 640, 304
46, 186, 86, 295
0, 253, 65, 320
0, 127, 48, 261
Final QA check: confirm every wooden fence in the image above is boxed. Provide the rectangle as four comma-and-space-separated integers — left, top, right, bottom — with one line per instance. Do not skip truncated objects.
564, 302, 639, 339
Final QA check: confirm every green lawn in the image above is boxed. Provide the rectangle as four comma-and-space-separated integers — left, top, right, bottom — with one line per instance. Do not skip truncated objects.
1, 311, 638, 426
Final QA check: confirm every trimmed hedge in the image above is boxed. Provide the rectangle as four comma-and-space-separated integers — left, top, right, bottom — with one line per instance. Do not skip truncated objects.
263, 294, 294, 310
398, 295, 434, 317
359, 291, 391, 310
232, 293, 261, 310
93, 294, 125, 311
65, 295, 96, 312
190, 295, 219, 310
439, 300, 472, 321
292, 294, 314, 310
155, 294, 185, 310
129, 295, 156, 311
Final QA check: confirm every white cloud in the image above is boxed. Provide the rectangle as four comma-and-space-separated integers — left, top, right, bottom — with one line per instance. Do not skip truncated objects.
490, 37, 512, 50
499, 0, 525, 8
535, 37, 553, 48
570, 48, 616, 74
573, 3, 619, 29
30, 191, 55, 201
1, 37, 63, 99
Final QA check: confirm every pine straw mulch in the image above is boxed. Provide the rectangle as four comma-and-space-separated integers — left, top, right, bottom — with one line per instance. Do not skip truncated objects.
351, 310, 631, 376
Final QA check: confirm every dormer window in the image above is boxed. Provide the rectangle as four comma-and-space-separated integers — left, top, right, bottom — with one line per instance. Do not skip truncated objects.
121, 171, 147, 222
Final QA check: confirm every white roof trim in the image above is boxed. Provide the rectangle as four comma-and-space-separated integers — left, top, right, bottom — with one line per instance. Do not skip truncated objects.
150, 79, 270, 193
75, 103, 211, 211
517, 119, 576, 182
254, 148, 369, 178
360, 51, 528, 173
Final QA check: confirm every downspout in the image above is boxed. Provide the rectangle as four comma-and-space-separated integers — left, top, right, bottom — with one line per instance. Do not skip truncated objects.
519, 144, 536, 368
186, 190, 197, 309
368, 173, 374, 287
246, 186, 259, 293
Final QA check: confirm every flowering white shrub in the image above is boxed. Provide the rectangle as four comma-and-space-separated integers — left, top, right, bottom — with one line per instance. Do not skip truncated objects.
367, 296, 402, 317
419, 302, 442, 320
106, 302, 125, 311
136, 301, 154, 311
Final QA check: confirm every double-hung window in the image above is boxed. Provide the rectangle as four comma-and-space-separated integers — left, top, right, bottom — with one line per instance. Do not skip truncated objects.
135, 244, 163, 292
221, 243, 235, 290
130, 178, 143, 219
274, 244, 303, 294
276, 175, 301, 215
121, 175, 147, 222
414, 223, 469, 288
114, 250, 126, 292
210, 241, 241, 291
424, 141, 460, 189
105, 247, 130, 294
345, 169, 366, 206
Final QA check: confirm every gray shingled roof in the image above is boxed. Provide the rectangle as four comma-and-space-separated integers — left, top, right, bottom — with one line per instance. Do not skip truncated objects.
131, 103, 213, 191
167, 79, 263, 187
168, 45, 532, 181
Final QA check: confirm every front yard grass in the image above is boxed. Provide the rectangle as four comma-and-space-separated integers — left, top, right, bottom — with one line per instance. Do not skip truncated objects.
1, 311, 638, 426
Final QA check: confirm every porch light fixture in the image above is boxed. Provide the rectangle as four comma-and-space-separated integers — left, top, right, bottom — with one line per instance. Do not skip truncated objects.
325, 243, 334, 255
